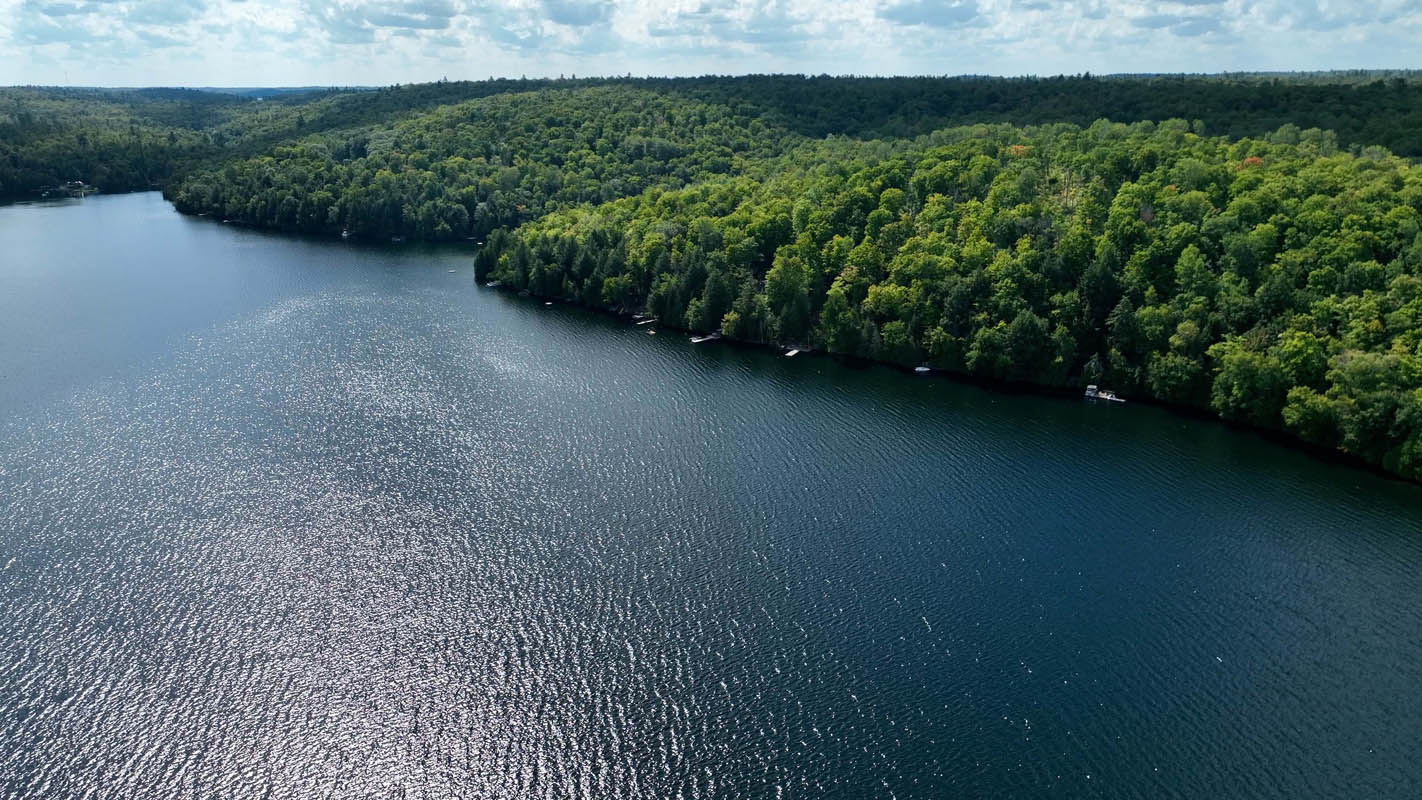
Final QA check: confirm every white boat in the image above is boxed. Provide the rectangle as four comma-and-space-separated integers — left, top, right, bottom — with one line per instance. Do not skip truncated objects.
914, 366, 931, 374
785, 349, 800, 358
636, 318, 657, 325
1084, 384, 1126, 403
484, 280, 501, 288
690, 332, 723, 344
544, 301, 552, 306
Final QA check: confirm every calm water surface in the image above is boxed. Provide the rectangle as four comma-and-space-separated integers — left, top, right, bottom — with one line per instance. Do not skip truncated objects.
1, 193, 1420, 798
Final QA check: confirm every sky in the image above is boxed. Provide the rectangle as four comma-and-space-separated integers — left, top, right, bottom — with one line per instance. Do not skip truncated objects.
1, 0, 1418, 87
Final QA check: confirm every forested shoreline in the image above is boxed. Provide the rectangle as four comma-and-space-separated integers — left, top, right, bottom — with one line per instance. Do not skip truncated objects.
473, 120, 1422, 480
6, 74, 1422, 480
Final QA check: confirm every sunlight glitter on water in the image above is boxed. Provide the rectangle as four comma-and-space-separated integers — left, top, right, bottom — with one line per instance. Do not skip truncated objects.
2, 194, 1421, 799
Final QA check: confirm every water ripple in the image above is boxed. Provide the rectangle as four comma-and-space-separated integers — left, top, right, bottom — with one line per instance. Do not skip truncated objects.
2, 196, 1422, 799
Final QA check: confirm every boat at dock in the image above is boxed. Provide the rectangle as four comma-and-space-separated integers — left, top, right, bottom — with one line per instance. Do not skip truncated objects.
484, 280, 502, 288
48, 180, 97, 198
636, 318, 657, 325
785, 349, 800, 358
1084, 384, 1125, 403
690, 332, 723, 344
914, 366, 931, 374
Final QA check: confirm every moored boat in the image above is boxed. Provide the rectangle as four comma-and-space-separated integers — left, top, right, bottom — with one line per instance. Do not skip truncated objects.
1084, 384, 1126, 403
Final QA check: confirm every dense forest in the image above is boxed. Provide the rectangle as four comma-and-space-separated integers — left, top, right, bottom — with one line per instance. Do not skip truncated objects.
161, 75, 1422, 238
0, 79, 583, 197
168, 86, 801, 240
6, 74, 1422, 480
477, 121, 1422, 479
8, 73, 1422, 200
0, 88, 226, 196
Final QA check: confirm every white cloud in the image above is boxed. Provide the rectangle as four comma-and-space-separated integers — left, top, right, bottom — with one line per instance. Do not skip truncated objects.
0, 0, 1417, 85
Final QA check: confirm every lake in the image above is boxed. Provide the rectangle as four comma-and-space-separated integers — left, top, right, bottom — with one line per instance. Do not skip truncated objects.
2, 192, 1420, 798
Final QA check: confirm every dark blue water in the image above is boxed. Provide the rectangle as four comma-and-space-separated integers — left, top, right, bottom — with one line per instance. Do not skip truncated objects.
2, 193, 1420, 798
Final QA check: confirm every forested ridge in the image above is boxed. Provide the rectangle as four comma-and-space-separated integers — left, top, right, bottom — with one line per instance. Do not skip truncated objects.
0, 79, 602, 198
9, 72, 1422, 201
7, 74, 1422, 479
0, 87, 231, 196
169, 86, 802, 240
161, 75, 1422, 239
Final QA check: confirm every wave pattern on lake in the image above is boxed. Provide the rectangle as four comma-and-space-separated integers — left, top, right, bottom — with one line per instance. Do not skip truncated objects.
1, 194, 1420, 799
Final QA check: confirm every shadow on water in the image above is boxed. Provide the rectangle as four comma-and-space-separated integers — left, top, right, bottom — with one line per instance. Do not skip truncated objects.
490, 285, 1422, 507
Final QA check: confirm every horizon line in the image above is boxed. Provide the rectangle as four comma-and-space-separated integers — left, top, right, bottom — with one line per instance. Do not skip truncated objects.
7, 67, 1422, 92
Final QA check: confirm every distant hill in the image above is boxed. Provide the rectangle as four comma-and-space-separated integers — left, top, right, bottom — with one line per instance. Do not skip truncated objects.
189, 87, 373, 100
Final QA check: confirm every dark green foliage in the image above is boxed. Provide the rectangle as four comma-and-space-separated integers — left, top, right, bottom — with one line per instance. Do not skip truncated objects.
11, 74, 1422, 480
166, 86, 798, 240
479, 120, 1422, 481
0, 87, 234, 196
12, 72, 1422, 202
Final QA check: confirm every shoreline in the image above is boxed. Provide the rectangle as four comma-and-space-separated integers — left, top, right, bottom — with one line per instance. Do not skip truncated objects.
169, 198, 1418, 489
480, 280, 1420, 488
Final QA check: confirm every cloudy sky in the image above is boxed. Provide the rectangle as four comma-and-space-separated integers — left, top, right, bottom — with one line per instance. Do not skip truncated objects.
1, 0, 1418, 86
